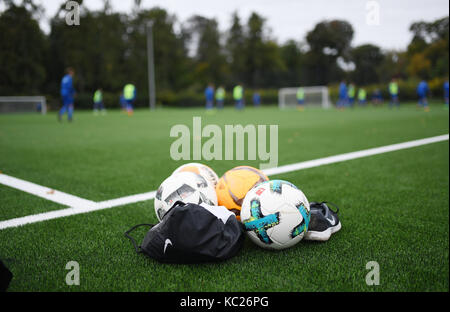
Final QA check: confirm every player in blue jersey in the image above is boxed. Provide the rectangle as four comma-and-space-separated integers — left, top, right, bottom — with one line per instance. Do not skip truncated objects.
233, 84, 244, 109
93, 88, 106, 115
296, 87, 305, 110
204, 83, 214, 110
371, 88, 383, 106
417, 80, 429, 111
252, 91, 261, 107
119, 92, 127, 112
444, 79, 449, 109
215, 85, 225, 109
388, 78, 399, 108
123, 83, 136, 116
58, 67, 76, 122
337, 81, 347, 109
347, 83, 356, 107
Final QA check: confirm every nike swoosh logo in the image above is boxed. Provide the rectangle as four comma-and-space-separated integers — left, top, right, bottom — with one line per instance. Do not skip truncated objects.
325, 215, 336, 226
164, 238, 172, 254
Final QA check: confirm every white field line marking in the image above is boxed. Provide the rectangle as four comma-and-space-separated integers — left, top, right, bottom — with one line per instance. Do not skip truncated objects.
0, 173, 96, 208
0, 134, 448, 230
263, 134, 449, 176
0, 191, 157, 230
95, 191, 157, 210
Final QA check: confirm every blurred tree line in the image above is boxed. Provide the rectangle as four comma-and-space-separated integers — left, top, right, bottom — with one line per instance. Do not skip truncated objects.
0, 0, 448, 108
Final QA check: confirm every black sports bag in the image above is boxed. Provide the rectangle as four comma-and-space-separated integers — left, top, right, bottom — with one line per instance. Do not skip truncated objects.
0, 259, 13, 292
125, 201, 245, 263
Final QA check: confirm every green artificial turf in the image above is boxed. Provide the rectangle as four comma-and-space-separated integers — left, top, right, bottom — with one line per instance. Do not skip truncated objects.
0, 103, 448, 291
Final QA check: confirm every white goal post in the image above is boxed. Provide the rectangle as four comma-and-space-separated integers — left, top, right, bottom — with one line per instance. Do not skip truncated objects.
0, 96, 47, 114
278, 86, 331, 109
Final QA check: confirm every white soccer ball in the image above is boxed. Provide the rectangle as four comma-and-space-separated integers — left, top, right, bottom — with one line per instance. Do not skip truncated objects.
172, 162, 219, 189
241, 180, 310, 250
154, 171, 218, 221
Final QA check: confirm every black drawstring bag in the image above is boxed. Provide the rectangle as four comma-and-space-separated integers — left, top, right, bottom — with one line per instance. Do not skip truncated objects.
0, 259, 13, 292
125, 201, 245, 263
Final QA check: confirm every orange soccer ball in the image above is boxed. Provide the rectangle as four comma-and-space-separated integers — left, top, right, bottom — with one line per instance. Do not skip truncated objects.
216, 166, 268, 220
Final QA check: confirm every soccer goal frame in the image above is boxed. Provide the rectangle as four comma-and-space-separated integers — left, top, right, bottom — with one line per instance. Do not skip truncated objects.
278, 86, 331, 109
0, 96, 47, 114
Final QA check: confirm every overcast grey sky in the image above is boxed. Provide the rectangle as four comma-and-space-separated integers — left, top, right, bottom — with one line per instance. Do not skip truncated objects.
19, 0, 450, 50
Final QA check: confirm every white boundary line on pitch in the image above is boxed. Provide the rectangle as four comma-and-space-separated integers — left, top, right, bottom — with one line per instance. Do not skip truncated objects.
262, 134, 449, 176
0, 173, 97, 208
0, 134, 448, 230
0, 191, 157, 230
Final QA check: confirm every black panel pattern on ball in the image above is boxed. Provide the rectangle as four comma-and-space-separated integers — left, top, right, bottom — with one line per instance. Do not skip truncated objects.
164, 184, 196, 206
198, 192, 214, 205
195, 175, 208, 188
157, 208, 165, 220
156, 185, 163, 200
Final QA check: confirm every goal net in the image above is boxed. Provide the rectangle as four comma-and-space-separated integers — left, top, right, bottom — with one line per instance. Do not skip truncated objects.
278, 86, 331, 109
0, 96, 47, 114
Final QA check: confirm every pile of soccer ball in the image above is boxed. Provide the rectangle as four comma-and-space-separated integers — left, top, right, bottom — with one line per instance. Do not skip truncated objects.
154, 163, 310, 250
